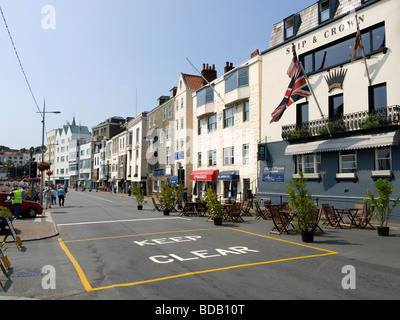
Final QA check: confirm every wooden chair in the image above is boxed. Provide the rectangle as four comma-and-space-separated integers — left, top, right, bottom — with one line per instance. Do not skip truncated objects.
348, 204, 365, 227
195, 201, 207, 217
322, 205, 342, 229
309, 206, 324, 234
255, 201, 268, 220
241, 201, 252, 217
226, 203, 244, 223
151, 196, 164, 212
355, 206, 375, 230
180, 202, 197, 216
269, 206, 293, 235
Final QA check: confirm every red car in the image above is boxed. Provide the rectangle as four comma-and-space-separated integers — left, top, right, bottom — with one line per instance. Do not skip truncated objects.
0, 192, 43, 219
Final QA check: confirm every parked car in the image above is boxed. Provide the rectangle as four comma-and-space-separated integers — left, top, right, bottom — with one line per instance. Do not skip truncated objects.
0, 192, 43, 218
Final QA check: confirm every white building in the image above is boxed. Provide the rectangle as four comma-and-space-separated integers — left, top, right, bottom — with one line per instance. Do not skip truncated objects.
258, 0, 400, 212
54, 118, 90, 187
192, 54, 262, 200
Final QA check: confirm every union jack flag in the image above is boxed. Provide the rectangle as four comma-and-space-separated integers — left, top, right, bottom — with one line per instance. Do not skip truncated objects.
270, 44, 311, 123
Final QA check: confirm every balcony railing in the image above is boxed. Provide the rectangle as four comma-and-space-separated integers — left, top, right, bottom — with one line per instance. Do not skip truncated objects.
282, 105, 400, 140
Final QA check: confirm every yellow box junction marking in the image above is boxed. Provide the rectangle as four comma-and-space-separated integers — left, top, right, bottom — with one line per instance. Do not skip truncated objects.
58, 228, 338, 292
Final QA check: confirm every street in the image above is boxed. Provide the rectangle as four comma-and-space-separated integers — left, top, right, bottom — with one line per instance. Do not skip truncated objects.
1, 190, 400, 304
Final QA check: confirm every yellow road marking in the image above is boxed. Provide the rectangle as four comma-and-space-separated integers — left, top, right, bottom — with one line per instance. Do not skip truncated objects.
58, 228, 338, 292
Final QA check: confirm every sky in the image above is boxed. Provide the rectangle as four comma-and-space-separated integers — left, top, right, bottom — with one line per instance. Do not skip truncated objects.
0, 0, 314, 150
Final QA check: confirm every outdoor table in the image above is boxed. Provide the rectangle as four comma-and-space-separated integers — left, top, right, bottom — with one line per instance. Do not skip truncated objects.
334, 208, 361, 228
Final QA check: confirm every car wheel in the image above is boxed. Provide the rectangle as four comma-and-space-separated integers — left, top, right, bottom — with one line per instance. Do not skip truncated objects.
24, 207, 38, 219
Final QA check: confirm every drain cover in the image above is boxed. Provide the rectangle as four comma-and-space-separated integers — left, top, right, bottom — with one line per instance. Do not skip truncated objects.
11, 269, 43, 277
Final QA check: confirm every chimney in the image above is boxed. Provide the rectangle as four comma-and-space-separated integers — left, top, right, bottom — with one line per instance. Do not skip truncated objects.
224, 61, 235, 74
251, 49, 260, 58
201, 63, 217, 86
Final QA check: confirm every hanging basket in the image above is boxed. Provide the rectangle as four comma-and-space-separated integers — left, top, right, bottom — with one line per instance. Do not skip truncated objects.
38, 162, 50, 172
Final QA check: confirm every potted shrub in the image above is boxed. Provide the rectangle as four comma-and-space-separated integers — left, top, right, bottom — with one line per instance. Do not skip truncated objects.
363, 178, 400, 236
204, 187, 225, 225
132, 183, 146, 210
159, 182, 174, 215
0, 206, 13, 234
286, 172, 318, 242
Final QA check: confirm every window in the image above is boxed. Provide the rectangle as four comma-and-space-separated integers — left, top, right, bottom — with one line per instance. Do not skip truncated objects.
319, 0, 331, 23
243, 144, 249, 164
284, 14, 301, 40
369, 83, 387, 112
375, 147, 391, 171
208, 114, 217, 133
339, 150, 357, 173
302, 23, 385, 74
153, 114, 156, 125
285, 17, 294, 39
208, 150, 216, 167
223, 147, 234, 165
166, 148, 171, 166
296, 102, 309, 127
136, 128, 140, 143
197, 87, 214, 107
163, 108, 166, 120
198, 119, 202, 135
224, 107, 234, 128
296, 154, 321, 174
225, 67, 249, 93
329, 94, 343, 121
197, 152, 202, 167
180, 117, 184, 129
168, 104, 172, 118
243, 100, 249, 121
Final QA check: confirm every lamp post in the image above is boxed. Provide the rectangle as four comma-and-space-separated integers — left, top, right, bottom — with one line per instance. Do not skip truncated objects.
37, 98, 60, 206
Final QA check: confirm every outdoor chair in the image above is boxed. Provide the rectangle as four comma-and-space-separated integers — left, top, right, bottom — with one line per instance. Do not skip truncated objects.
226, 203, 244, 223
151, 196, 164, 212
241, 200, 253, 217
322, 205, 342, 229
309, 206, 324, 234
195, 201, 207, 217
269, 206, 293, 235
355, 206, 376, 230
255, 201, 269, 220
180, 202, 197, 216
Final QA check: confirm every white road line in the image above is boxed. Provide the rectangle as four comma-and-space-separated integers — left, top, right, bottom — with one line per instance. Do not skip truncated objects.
57, 217, 191, 227
84, 195, 115, 203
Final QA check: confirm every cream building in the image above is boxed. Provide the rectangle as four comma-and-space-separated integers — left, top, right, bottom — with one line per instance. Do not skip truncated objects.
192, 54, 262, 200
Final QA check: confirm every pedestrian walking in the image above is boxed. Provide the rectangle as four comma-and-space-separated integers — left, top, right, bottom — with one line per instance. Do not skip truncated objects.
51, 187, 57, 205
57, 186, 65, 207
44, 186, 52, 209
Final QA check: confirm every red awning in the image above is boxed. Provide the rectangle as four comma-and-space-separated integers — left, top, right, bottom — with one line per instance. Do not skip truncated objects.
190, 170, 219, 181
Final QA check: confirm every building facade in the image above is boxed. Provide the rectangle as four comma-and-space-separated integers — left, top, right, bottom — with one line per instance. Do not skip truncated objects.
54, 118, 91, 187
259, 0, 400, 218
192, 55, 262, 200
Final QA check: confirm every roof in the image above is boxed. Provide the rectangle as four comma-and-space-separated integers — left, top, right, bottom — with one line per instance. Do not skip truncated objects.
183, 74, 202, 91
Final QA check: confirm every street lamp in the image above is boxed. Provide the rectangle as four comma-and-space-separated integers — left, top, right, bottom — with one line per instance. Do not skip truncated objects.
37, 98, 61, 206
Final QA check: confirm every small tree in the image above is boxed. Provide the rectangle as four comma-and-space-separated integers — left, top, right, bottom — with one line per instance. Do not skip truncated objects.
159, 182, 174, 211
132, 183, 146, 206
286, 171, 317, 233
363, 178, 400, 228
204, 187, 225, 219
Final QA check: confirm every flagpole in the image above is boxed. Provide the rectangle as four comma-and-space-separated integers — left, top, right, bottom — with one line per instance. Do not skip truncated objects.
299, 61, 332, 138
355, 15, 372, 86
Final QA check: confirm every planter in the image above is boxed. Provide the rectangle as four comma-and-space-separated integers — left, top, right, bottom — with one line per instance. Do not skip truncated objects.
163, 209, 170, 216
377, 226, 390, 236
301, 231, 314, 243
137, 205, 143, 210
213, 217, 222, 226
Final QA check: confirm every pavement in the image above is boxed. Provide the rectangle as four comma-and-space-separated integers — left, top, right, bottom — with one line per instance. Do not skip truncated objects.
1, 209, 59, 244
